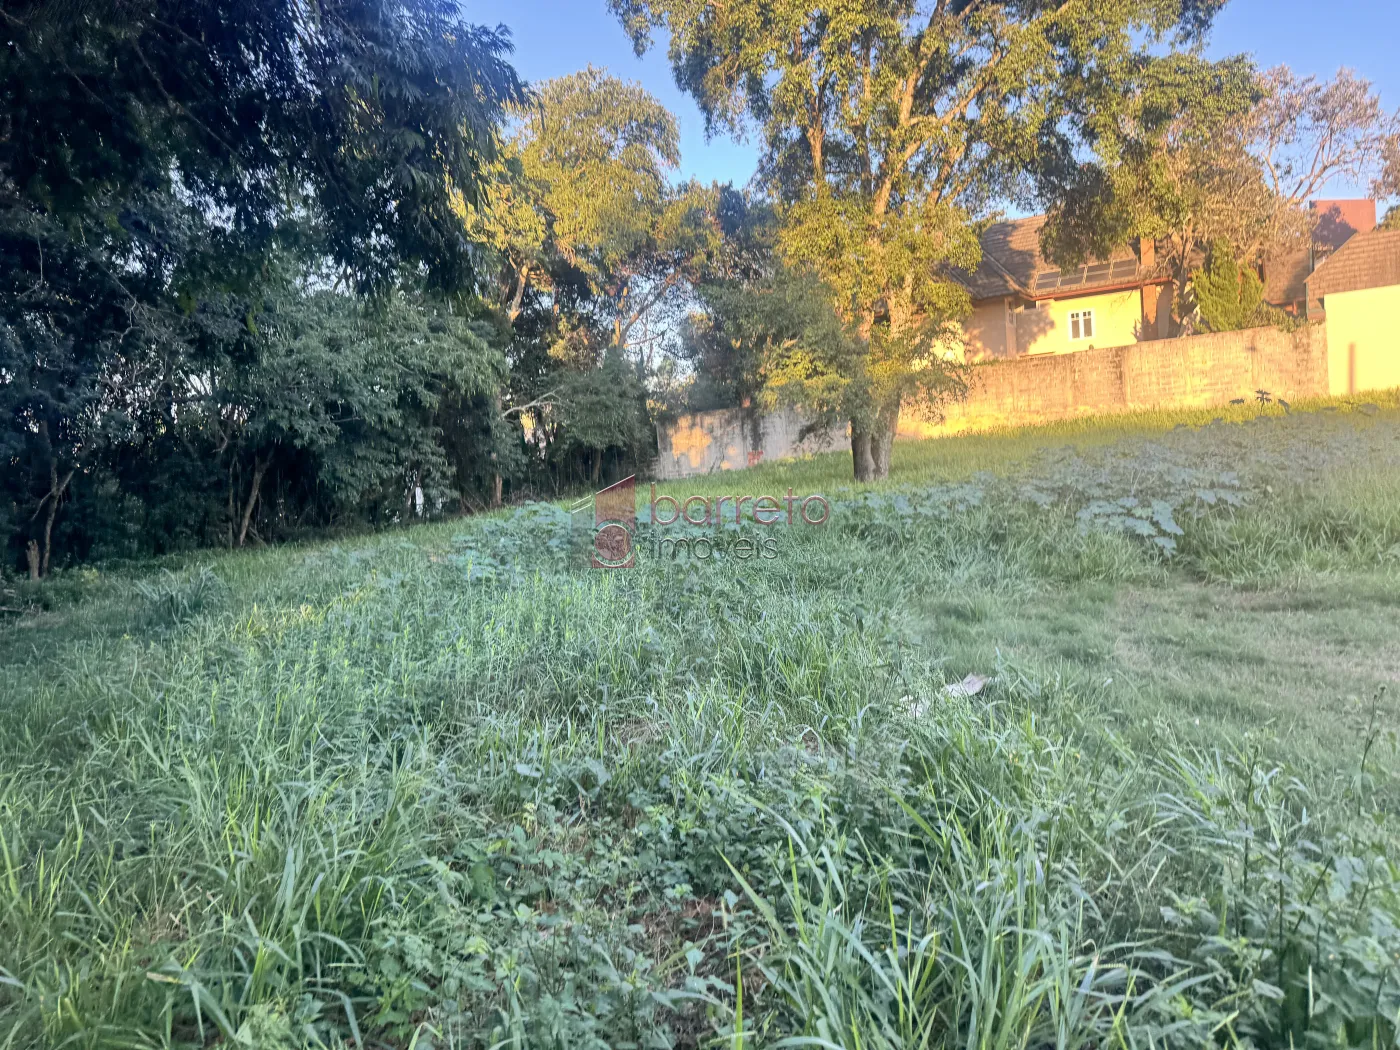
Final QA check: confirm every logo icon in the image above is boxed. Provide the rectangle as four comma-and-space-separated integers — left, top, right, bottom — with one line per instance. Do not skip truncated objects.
589, 475, 635, 569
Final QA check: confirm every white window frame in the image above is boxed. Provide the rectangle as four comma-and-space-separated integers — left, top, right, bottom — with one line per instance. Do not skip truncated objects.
1068, 308, 1096, 342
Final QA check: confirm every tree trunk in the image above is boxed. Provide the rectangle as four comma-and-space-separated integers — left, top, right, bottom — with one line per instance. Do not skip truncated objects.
490, 403, 503, 508
850, 428, 877, 481
850, 401, 901, 482
227, 460, 237, 548
40, 469, 71, 577
872, 404, 899, 478
507, 263, 531, 324
237, 457, 267, 547
30, 425, 73, 578
31, 454, 74, 578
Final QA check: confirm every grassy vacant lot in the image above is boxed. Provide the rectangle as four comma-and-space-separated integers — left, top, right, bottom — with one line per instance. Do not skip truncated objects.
3, 396, 1400, 1049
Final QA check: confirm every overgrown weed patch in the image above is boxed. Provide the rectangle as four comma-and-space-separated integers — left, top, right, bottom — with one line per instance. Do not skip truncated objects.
2, 402, 1399, 1047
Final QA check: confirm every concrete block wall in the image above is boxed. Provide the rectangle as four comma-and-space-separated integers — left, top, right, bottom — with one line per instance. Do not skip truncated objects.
654, 326, 1330, 477
901, 325, 1329, 437
654, 405, 850, 480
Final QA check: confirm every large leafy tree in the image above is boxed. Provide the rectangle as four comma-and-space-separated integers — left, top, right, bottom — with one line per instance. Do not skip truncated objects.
211, 290, 503, 546
0, 0, 523, 572
469, 68, 722, 358
611, 0, 1227, 480
1044, 65, 1400, 325
1, 0, 522, 290
464, 68, 722, 493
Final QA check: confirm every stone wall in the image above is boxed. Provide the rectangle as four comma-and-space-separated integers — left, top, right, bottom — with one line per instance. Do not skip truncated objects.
654, 326, 1330, 476
654, 406, 849, 480
901, 324, 1329, 437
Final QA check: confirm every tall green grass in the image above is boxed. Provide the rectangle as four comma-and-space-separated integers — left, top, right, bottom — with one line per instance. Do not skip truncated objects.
1, 402, 1399, 1048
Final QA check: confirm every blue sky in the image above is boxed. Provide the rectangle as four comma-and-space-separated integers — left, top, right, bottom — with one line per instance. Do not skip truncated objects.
470, 0, 1399, 198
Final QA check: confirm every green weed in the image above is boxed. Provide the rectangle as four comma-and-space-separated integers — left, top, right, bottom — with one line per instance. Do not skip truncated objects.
1, 401, 1398, 1048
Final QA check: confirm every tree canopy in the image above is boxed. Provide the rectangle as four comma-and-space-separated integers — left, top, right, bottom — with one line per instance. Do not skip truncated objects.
0, 0, 524, 571
611, 0, 1233, 478
461, 68, 725, 490
2, 0, 524, 291
1043, 64, 1400, 324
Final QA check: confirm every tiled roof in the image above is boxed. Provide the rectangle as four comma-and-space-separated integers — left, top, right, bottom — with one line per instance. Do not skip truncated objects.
1263, 249, 1311, 307
957, 215, 1154, 301
1267, 200, 1381, 308
1307, 228, 1400, 300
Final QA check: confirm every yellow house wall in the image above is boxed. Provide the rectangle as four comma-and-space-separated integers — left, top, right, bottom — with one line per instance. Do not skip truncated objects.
961, 298, 1012, 361
1323, 285, 1400, 395
1018, 288, 1144, 356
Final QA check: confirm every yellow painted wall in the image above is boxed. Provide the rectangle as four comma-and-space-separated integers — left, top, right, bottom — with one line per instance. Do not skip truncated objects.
1017, 288, 1144, 356
1323, 285, 1400, 395
961, 297, 1012, 361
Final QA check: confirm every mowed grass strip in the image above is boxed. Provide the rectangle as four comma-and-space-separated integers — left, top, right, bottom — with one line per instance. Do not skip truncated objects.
1, 396, 1399, 1048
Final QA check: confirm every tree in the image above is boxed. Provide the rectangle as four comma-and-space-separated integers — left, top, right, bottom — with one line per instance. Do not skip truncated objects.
211, 289, 503, 546
674, 194, 869, 419
0, 0, 524, 571
1252, 68, 1400, 207
1380, 140, 1400, 230
1044, 64, 1400, 325
1192, 241, 1264, 332
461, 69, 720, 495
611, 0, 1229, 480
468, 68, 721, 358
1, 0, 523, 292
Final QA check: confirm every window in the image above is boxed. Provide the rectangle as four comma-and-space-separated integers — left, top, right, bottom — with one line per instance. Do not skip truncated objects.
1068, 309, 1096, 341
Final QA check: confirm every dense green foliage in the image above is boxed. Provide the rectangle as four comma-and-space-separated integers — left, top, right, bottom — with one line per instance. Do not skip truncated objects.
0, 6, 702, 575
1193, 241, 1266, 332
0, 0, 531, 572
466, 67, 724, 492
0, 0, 520, 292
611, 0, 1239, 478
2, 404, 1399, 1047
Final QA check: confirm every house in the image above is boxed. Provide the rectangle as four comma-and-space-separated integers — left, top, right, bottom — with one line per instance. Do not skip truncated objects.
1264, 199, 1378, 314
1304, 226, 1400, 395
956, 202, 1399, 375
1261, 197, 1400, 395
952, 215, 1173, 361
